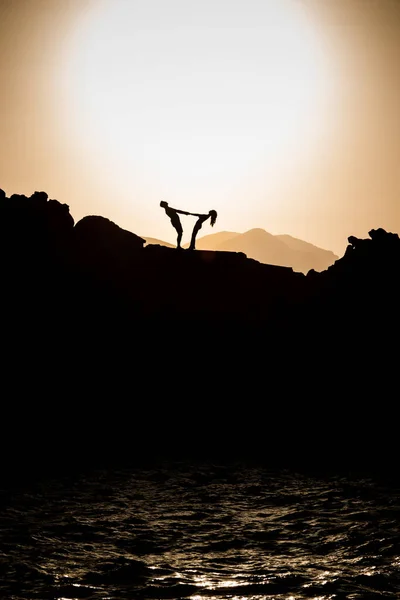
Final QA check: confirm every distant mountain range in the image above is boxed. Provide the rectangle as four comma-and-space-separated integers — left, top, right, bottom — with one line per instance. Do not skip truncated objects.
144, 229, 338, 273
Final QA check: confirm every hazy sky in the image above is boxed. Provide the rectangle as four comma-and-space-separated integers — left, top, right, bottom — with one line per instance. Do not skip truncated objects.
1, 0, 400, 254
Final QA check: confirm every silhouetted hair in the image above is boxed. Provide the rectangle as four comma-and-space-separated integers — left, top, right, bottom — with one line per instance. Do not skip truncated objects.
160, 201, 168, 208
209, 210, 217, 227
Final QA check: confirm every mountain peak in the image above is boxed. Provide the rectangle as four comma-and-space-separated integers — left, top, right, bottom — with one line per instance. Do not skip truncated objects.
245, 228, 267, 234
242, 228, 275, 238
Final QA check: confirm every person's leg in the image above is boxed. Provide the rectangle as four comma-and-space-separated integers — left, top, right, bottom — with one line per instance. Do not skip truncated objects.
175, 224, 183, 248
177, 229, 183, 248
189, 222, 201, 250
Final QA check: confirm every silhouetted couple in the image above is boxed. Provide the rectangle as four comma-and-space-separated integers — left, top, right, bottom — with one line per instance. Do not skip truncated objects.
160, 201, 217, 250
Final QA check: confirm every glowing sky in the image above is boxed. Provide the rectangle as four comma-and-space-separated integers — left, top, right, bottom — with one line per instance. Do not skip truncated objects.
1, 0, 400, 254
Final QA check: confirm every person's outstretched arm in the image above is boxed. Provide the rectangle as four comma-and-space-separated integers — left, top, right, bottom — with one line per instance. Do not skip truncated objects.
175, 209, 191, 215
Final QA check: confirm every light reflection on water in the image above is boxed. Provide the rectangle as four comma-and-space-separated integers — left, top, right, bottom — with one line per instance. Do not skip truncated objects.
0, 463, 399, 599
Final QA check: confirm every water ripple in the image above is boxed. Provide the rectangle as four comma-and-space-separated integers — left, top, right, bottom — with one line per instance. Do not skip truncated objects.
1, 464, 399, 599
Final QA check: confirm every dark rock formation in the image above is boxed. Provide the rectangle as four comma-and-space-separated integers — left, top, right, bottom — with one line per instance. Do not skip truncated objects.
0, 187, 399, 480
74, 215, 145, 256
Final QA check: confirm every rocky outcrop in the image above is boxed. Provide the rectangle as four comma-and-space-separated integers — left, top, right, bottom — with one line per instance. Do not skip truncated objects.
305, 227, 400, 317
74, 215, 145, 254
0, 187, 399, 478
329, 228, 399, 273
0, 189, 74, 260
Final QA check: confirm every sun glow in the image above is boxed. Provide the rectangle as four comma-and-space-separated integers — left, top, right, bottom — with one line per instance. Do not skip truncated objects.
63, 0, 334, 236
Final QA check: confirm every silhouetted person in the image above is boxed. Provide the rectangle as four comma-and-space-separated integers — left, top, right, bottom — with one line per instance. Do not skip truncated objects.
189, 210, 218, 250
160, 201, 191, 249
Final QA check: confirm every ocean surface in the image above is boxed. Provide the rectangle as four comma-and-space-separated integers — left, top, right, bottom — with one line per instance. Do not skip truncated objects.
1, 462, 399, 600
